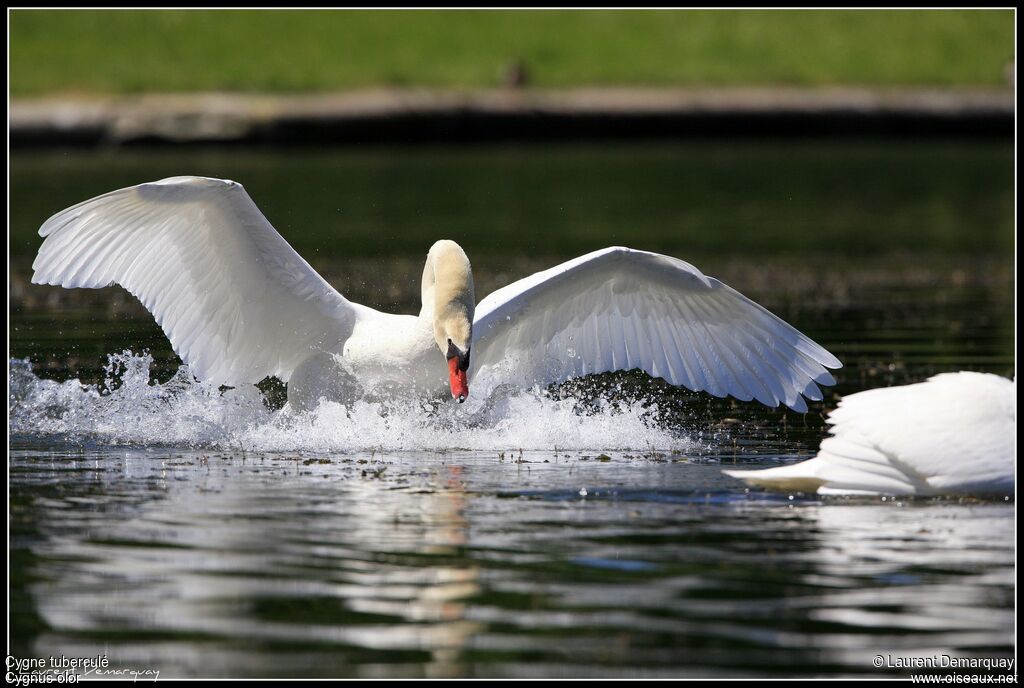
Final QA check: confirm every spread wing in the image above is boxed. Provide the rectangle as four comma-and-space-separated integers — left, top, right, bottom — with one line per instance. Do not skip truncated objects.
471, 247, 841, 411
32, 176, 362, 386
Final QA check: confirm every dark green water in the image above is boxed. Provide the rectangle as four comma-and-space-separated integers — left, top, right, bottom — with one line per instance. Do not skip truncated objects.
8, 141, 1016, 678
9, 140, 1014, 259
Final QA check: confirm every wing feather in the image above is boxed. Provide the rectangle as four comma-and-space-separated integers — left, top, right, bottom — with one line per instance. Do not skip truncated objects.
673, 290, 731, 398
731, 321, 797, 407
472, 247, 841, 411
32, 176, 360, 386
671, 303, 711, 394
687, 291, 756, 401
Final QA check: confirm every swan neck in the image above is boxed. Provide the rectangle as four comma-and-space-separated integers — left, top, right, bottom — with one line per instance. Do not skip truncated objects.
419, 240, 474, 347
420, 258, 436, 320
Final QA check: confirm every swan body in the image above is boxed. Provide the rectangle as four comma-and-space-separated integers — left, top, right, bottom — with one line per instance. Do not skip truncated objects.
724, 372, 1016, 496
31, 176, 842, 410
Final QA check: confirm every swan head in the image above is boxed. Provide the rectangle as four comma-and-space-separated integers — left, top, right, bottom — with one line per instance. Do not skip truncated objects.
423, 240, 475, 403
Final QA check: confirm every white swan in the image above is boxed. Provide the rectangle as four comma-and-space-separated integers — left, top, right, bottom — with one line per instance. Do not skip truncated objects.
724, 372, 1016, 496
31, 176, 841, 410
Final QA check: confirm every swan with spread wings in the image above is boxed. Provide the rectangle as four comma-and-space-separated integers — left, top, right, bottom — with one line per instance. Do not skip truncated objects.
32, 176, 841, 411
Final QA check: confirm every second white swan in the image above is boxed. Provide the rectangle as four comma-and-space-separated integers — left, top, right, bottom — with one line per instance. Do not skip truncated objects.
724, 372, 1015, 496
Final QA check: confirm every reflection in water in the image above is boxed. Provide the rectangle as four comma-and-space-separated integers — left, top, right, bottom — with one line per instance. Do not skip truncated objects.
16, 449, 483, 678
10, 445, 1014, 678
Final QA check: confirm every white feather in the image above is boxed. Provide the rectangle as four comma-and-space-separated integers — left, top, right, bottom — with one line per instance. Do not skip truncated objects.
32, 176, 361, 386
723, 372, 1016, 496
471, 247, 840, 411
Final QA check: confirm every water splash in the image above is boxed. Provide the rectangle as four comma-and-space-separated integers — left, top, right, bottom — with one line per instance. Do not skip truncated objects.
9, 352, 692, 453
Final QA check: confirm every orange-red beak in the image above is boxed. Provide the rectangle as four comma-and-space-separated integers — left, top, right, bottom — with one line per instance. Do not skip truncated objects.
448, 356, 469, 403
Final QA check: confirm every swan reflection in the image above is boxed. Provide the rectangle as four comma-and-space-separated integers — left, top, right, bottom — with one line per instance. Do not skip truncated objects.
14, 447, 1014, 678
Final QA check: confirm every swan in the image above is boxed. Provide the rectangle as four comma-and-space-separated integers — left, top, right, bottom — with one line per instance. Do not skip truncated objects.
723, 372, 1016, 496
31, 176, 841, 410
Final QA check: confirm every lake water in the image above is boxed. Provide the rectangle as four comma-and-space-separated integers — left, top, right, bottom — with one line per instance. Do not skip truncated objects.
8, 141, 1016, 678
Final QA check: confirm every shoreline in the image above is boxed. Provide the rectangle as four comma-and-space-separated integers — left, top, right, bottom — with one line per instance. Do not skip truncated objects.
10, 87, 1014, 147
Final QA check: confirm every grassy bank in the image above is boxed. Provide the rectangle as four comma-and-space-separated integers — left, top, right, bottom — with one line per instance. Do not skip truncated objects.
9, 10, 1014, 95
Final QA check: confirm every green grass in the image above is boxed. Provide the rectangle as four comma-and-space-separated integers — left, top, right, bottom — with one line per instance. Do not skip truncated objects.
9, 9, 1014, 95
